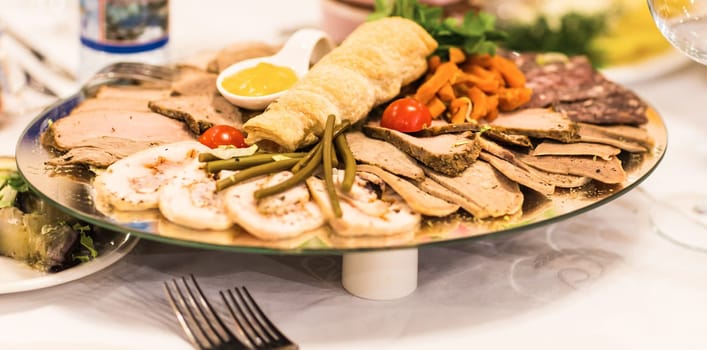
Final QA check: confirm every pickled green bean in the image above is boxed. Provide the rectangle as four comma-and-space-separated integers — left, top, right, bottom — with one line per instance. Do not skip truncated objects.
215, 157, 300, 191
254, 146, 322, 199
334, 133, 356, 192
322, 115, 341, 217
206, 153, 303, 172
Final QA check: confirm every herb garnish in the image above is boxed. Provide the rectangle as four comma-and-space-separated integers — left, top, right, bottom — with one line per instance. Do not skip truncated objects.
368, 0, 507, 58
500, 13, 607, 66
72, 223, 98, 263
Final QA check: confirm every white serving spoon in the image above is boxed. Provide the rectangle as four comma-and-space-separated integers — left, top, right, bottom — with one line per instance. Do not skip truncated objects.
216, 28, 334, 110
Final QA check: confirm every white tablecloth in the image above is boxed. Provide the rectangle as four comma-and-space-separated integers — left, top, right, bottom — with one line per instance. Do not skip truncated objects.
1, 1, 707, 349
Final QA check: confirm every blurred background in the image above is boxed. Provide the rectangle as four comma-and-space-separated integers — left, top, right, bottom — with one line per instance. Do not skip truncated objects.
0, 0, 683, 122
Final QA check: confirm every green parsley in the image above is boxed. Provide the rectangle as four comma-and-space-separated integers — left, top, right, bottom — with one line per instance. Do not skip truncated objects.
72, 223, 98, 263
368, 0, 507, 58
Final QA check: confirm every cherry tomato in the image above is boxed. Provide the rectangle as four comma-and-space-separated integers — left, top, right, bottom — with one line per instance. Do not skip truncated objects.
380, 97, 432, 133
198, 125, 248, 148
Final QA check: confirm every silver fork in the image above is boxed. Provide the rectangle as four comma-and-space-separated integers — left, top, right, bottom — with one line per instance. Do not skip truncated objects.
220, 287, 299, 350
164, 275, 249, 350
83, 61, 176, 90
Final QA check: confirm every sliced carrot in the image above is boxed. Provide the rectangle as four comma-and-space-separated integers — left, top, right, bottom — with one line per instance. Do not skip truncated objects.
437, 82, 455, 102
414, 61, 459, 104
491, 55, 526, 88
454, 73, 501, 94
450, 97, 471, 124
467, 86, 487, 120
449, 47, 466, 64
485, 94, 499, 122
427, 55, 441, 72
426, 97, 447, 119
466, 54, 493, 69
498, 87, 533, 111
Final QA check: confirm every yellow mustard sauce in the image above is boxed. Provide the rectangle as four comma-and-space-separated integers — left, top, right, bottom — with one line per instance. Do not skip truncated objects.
221, 62, 298, 97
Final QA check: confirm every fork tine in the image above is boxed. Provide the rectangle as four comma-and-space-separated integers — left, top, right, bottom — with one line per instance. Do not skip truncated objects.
239, 287, 292, 345
164, 275, 248, 350
221, 289, 262, 348
222, 287, 298, 350
164, 280, 205, 350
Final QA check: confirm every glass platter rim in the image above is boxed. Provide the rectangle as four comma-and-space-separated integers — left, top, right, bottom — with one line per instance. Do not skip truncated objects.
14, 84, 668, 256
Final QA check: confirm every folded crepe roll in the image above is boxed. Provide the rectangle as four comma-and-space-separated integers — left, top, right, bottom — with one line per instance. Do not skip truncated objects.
243, 17, 437, 151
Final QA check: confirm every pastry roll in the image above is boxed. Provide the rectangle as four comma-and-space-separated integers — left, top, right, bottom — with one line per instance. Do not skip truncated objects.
243, 17, 437, 151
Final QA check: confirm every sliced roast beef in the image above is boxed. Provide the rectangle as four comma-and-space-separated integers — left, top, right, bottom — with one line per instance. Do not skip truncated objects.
531, 141, 621, 160
414, 120, 532, 148
478, 151, 555, 196
479, 137, 590, 188
345, 131, 425, 181
43, 110, 194, 152
516, 153, 627, 184
94, 85, 172, 100
424, 161, 524, 218
413, 120, 480, 136
357, 164, 459, 217
149, 94, 243, 134
44, 138, 159, 167
483, 130, 532, 148
206, 41, 279, 73
72, 98, 151, 113
363, 124, 480, 176
171, 67, 218, 96
416, 177, 491, 218
536, 171, 592, 188
490, 108, 579, 142
578, 123, 654, 148
577, 123, 648, 153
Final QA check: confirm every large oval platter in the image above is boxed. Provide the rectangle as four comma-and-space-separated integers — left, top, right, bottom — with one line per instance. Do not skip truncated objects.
15, 84, 667, 254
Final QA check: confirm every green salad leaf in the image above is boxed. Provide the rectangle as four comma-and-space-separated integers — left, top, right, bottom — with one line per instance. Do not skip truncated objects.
368, 0, 507, 58
500, 12, 608, 66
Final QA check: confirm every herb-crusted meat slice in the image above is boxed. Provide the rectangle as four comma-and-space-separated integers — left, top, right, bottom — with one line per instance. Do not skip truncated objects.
149, 95, 243, 134
490, 108, 579, 142
363, 124, 480, 176
345, 131, 425, 181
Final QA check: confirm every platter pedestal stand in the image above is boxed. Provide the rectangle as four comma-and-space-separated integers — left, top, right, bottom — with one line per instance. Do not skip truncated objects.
341, 248, 418, 300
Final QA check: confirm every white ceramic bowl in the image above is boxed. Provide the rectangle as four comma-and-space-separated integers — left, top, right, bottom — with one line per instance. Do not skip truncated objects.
217, 29, 334, 110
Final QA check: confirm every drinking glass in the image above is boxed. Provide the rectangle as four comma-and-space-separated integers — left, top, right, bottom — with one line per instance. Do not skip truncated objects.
646, 0, 707, 250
